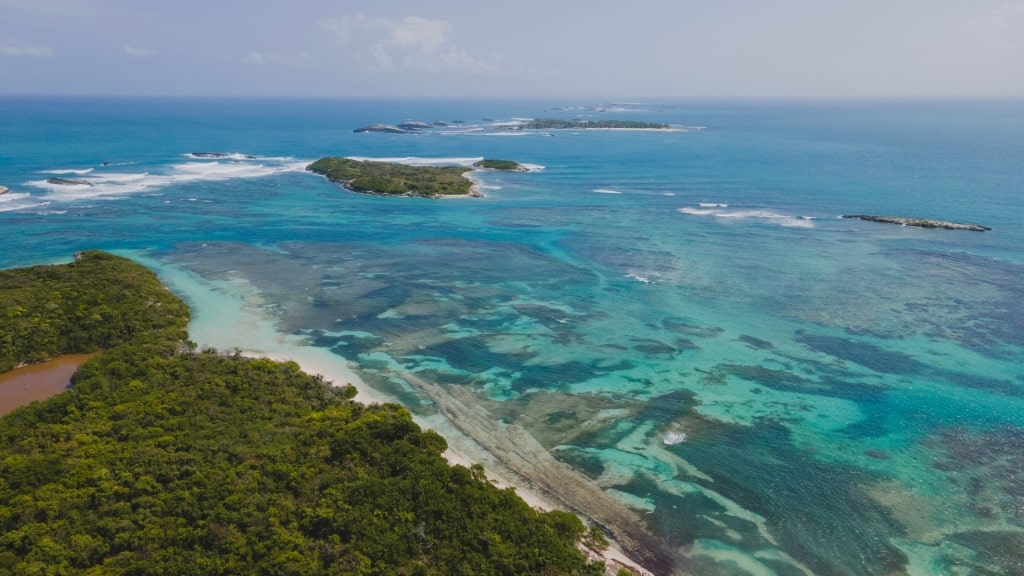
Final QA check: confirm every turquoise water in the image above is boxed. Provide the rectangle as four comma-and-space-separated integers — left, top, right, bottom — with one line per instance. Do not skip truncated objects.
2, 97, 1023, 575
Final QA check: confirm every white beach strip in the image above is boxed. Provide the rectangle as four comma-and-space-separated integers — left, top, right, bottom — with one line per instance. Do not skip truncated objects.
121, 251, 391, 405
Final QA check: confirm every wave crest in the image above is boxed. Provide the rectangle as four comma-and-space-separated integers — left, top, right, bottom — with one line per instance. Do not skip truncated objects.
679, 205, 816, 228
24, 154, 308, 203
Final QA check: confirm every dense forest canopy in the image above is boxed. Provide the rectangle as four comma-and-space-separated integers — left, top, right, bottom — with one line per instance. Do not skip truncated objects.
0, 252, 609, 575
308, 158, 476, 197
472, 159, 527, 171
0, 251, 190, 373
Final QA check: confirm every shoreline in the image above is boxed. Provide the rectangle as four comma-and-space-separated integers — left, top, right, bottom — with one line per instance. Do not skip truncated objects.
133, 252, 659, 575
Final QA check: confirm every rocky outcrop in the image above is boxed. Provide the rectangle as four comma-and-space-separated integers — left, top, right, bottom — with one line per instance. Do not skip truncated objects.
46, 177, 93, 187
190, 152, 256, 159
842, 215, 990, 231
0, 185, 9, 195
396, 121, 432, 130
353, 124, 409, 134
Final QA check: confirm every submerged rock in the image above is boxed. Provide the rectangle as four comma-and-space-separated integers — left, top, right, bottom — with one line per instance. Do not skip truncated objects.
46, 177, 93, 187
842, 214, 990, 231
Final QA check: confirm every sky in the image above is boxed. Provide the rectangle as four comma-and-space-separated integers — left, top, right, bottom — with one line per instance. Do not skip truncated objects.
2, 0, 1023, 99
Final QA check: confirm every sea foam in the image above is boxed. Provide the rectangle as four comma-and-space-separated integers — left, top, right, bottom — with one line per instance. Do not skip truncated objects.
680, 205, 815, 228
23, 156, 308, 204
41, 168, 94, 175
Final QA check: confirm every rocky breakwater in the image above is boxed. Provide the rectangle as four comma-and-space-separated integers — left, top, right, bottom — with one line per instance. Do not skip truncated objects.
843, 214, 990, 231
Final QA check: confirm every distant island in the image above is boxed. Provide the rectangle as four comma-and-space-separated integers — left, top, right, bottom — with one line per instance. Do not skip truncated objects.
308, 157, 478, 197
190, 152, 257, 159
354, 118, 673, 133
842, 214, 990, 232
353, 123, 410, 134
518, 119, 671, 130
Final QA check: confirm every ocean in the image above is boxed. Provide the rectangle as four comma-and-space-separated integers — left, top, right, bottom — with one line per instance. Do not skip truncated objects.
2, 96, 1022, 575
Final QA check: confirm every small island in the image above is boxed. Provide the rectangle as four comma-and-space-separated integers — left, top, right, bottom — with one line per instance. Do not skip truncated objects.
842, 214, 990, 232
517, 119, 671, 130
473, 158, 528, 171
308, 157, 481, 198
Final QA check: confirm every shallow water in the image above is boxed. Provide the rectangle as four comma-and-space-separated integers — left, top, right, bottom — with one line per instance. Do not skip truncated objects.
0, 354, 94, 417
2, 97, 1022, 575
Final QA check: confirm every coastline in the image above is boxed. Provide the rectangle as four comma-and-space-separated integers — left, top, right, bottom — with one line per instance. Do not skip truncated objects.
132, 252, 658, 575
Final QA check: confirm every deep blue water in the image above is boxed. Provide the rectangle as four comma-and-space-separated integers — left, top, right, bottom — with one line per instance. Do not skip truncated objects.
2, 97, 1023, 575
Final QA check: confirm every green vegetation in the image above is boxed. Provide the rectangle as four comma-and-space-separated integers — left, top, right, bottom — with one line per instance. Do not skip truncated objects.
0, 253, 606, 575
520, 119, 671, 130
473, 159, 527, 171
0, 251, 190, 374
308, 157, 476, 197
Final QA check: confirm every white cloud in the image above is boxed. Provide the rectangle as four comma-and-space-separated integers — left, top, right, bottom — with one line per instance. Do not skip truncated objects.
963, 2, 1024, 47
439, 47, 498, 74
1, 44, 52, 57
320, 13, 497, 74
124, 45, 156, 57
243, 50, 312, 67
318, 15, 357, 43
370, 44, 394, 70
244, 51, 266, 65
318, 13, 390, 44
389, 17, 450, 52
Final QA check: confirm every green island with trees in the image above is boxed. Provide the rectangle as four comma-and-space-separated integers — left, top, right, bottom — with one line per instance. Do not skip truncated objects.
0, 252, 614, 575
472, 159, 527, 171
518, 119, 671, 130
308, 157, 478, 198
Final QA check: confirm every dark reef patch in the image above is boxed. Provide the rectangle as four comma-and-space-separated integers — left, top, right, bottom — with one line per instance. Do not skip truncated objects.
796, 333, 926, 375
663, 318, 724, 339
738, 334, 775, 350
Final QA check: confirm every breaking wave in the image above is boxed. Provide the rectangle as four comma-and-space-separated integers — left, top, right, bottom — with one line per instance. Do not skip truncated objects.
679, 205, 816, 228
41, 168, 94, 175
23, 154, 308, 204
